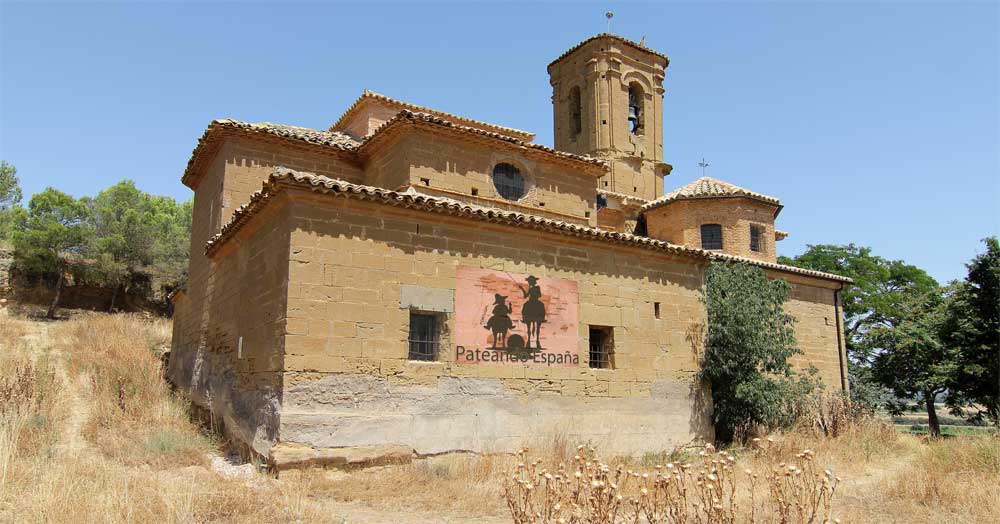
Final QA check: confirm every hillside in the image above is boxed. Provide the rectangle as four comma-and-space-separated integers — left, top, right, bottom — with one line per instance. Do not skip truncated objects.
1, 310, 997, 523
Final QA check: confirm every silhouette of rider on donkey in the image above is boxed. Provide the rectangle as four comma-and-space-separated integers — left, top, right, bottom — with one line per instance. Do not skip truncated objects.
483, 275, 547, 353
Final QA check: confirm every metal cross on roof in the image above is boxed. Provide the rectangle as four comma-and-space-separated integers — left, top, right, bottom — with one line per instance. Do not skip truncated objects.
698, 158, 710, 177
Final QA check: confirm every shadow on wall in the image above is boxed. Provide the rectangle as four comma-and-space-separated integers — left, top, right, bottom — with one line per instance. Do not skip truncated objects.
290, 198, 707, 294
167, 210, 287, 458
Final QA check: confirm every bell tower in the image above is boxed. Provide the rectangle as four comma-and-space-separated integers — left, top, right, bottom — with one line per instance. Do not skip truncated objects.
548, 34, 672, 200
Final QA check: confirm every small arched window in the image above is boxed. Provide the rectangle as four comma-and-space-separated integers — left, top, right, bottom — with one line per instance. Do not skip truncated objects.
701, 224, 723, 250
569, 86, 582, 137
628, 83, 644, 135
492, 163, 526, 201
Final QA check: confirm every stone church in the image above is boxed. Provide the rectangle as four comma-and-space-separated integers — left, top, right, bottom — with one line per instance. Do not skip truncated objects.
168, 33, 851, 468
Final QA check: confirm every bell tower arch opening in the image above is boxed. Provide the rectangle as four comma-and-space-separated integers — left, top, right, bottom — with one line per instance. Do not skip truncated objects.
628, 82, 644, 136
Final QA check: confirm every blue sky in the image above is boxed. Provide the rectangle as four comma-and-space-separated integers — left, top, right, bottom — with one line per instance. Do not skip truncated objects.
1, 1, 997, 283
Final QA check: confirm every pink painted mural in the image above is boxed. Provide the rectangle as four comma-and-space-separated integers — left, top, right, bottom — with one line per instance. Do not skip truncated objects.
455, 266, 579, 366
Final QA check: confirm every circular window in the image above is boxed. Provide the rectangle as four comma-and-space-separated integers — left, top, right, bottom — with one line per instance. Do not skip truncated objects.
492, 163, 526, 201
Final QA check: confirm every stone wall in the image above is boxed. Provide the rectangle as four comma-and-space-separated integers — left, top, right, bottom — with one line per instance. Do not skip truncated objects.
172, 128, 848, 460
169, 134, 361, 455
549, 36, 667, 200
169, 202, 291, 456
645, 198, 780, 263
366, 131, 600, 226
338, 102, 399, 140
776, 273, 848, 391
277, 192, 714, 457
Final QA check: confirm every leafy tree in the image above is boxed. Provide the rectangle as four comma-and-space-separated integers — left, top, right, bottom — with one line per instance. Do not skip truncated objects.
0, 161, 24, 242
86, 181, 159, 311
944, 237, 1000, 426
0, 161, 21, 209
700, 261, 815, 443
148, 196, 192, 296
779, 244, 937, 405
12, 188, 90, 318
870, 287, 958, 437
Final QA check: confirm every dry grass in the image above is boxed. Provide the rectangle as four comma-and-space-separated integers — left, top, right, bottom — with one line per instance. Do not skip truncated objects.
504, 443, 839, 524
55, 314, 208, 466
0, 312, 342, 523
1, 311, 997, 524
877, 436, 1000, 522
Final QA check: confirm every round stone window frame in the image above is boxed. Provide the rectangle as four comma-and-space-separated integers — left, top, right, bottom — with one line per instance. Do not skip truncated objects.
490, 160, 532, 202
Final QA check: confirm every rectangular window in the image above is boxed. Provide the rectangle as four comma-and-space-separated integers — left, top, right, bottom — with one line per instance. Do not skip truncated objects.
654, 302, 661, 319
750, 224, 764, 253
588, 326, 614, 369
408, 312, 439, 361
700, 224, 723, 250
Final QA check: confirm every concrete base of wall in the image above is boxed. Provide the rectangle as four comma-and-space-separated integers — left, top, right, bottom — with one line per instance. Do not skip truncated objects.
279, 374, 714, 457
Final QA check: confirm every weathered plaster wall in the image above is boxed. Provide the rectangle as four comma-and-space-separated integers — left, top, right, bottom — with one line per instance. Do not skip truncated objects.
281, 374, 708, 456
278, 193, 714, 456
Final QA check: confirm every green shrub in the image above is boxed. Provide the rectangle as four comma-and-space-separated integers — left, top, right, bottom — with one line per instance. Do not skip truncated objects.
701, 261, 817, 443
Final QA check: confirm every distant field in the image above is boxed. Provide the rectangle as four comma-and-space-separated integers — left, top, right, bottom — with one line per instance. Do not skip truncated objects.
886, 404, 997, 436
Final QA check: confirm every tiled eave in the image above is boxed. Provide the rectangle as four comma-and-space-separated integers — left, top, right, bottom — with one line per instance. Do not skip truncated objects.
642, 177, 782, 215
642, 194, 785, 219
181, 112, 603, 190
331, 90, 536, 141
205, 167, 853, 285
181, 119, 360, 189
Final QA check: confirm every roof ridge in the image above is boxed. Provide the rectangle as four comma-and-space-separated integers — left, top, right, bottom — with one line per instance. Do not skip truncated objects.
181, 119, 361, 188
205, 167, 852, 285
642, 176, 781, 212
330, 89, 535, 140
548, 33, 669, 69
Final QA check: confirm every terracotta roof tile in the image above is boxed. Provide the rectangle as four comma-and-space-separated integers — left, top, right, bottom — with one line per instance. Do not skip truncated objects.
181, 119, 359, 188
331, 89, 535, 141
206, 168, 852, 284
641, 177, 781, 212
548, 33, 669, 69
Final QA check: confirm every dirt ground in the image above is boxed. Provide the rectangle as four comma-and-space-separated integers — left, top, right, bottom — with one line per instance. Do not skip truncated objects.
2, 310, 997, 524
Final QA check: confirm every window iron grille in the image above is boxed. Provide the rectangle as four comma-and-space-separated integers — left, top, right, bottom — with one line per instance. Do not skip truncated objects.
701, 224, 723, 250
408, 312, 439, 361
589, 326, 613, 369
750, 224, 764, 253
492, 163, 526, 201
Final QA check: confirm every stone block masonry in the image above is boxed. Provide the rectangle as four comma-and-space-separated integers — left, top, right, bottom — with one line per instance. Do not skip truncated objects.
169, 32, 852, 467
